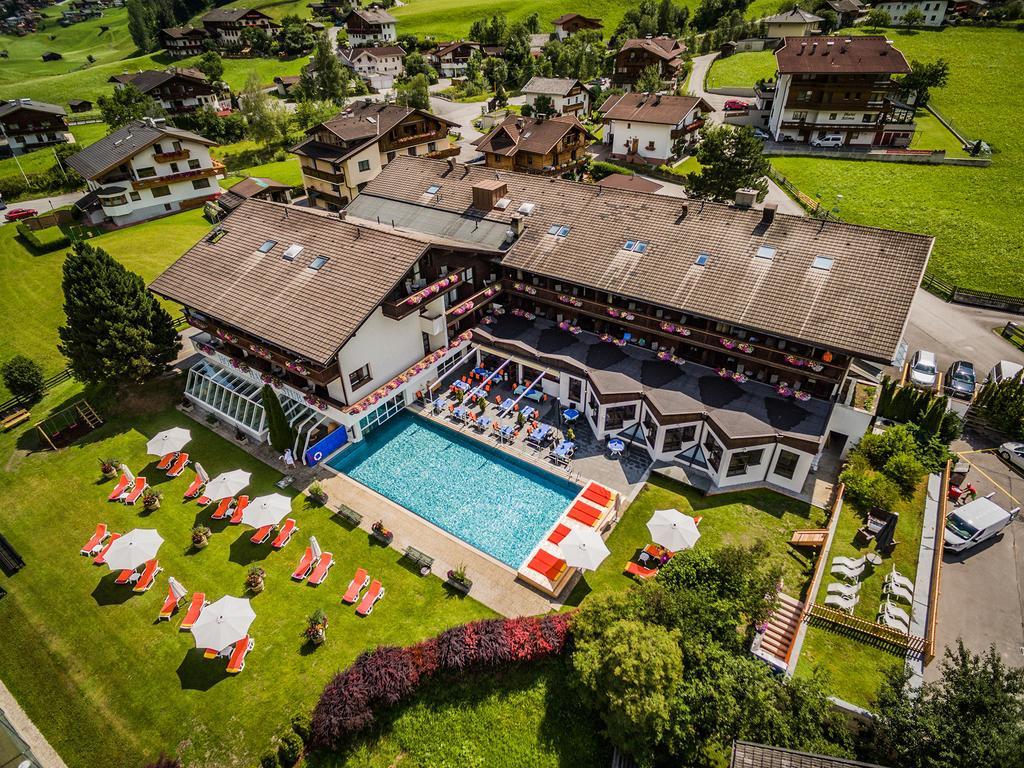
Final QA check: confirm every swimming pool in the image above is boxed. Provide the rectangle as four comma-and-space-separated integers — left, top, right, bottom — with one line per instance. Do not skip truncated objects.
327, 412, 578, 568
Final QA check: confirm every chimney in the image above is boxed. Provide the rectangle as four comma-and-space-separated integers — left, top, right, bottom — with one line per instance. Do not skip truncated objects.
446, 157, 456, 173
735, 188, 758, 208
810, 42, 817, 54
471, 179, 508, 210
762, 202, 778, 225
798, 41, 806, 55
510, 213, 525, 237
679, 201, 689, 219
654, 94, 662, 105
515, 118, 524, 131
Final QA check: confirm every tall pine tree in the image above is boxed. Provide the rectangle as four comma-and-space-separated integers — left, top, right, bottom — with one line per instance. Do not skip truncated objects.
58, 243, 180, 385
262, 385, 295, 452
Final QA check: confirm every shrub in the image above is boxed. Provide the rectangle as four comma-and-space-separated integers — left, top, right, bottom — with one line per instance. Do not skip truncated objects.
883, 452, 926, 497
277, 731, 303, 766
1, 355, 45, 404
145, 756, 182, 768
260, 752, 280, 768
355, 646, 419, 705
840, 462, 900, 511
290, 710, 311, 742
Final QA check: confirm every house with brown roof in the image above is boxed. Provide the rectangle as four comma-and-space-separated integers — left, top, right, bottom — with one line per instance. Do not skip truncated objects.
201, 7, 280, 47
472, 114, 594, 175
761, 6, 823, 37
595, 172, 663, 193
343, 6, 397, 45
730, 741, 892, 768
160, 25, 209, 59
109, 68, 230, 115
0, 98, 72, 157
613, 36, 685, 90
767, 36, 916, 147
427, 40, 504, 78
521, 77, 594, 116
338, 45, 406, 91
823, 0, 865, 27
552, 13, 602, 40
289, 99, 459, 211
217, 176, 293, 214
599, 92, 712, 164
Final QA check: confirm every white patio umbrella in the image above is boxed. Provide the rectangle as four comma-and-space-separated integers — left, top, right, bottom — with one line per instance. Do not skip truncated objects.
104, 528, 163, 571
310, 535, 322, 560
202, 469, 251, 501
146, 427, 192, 457
190, 595, 255, 651
239, 493, 292, 529
647, 508, 701, 551
558, 526, 610, 571
167, 576, 187, 601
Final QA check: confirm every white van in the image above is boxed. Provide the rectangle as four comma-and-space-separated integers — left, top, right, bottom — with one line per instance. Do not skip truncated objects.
811, 134, 844, 148
987, 360, 1023, 383
944, 496, 1019, 553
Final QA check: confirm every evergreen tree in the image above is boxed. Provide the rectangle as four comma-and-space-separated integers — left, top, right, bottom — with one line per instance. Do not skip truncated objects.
686, 125, 770, 202
634, 64, 665, 94
196, 50, 224, 83
57, 243, 180, 385
126, 0, 156, 52
262, 385, 295, 452
98, 85, 166, 130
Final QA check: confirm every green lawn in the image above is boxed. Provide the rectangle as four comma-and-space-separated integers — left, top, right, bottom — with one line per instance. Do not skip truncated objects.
0, 145, 59, 179
909, 110, 968, 157
706, 50, 776, 90
211, 0, 313, 20
0, 377, 495, 768
221, 158, 304, 188
770, 26, 1024, 295
69, 121, 110, 147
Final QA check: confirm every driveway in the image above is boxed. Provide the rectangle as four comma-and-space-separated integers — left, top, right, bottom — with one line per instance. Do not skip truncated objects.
432, 93, 527, 164
0, 189, 84, 225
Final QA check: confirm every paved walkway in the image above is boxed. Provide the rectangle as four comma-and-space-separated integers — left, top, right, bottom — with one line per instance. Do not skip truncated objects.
0, 679, 67, 768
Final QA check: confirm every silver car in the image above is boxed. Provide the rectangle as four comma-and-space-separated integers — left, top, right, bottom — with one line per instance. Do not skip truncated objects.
998, 442, 1024, 474
908, 350, 938, 389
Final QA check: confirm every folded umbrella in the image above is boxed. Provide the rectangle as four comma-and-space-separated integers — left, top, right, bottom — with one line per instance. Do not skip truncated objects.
104, 528, 163, 571
239, 493, 292, 529
146, 427, 191, 457
202, 469, 251, 501
647, 508, 700, 551
558, 526, 610, 571
191, 595, 255, 651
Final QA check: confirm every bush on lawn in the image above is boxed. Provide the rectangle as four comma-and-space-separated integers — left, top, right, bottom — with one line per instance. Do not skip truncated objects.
259, 752, 280, 768
277, 731, 303, 766
588, 160, 632, 181
16, 223, 70, 253
310, 614, 572, 751
1, 354, 45, 404
840, 457, 901, 511
144, 755, 182, 768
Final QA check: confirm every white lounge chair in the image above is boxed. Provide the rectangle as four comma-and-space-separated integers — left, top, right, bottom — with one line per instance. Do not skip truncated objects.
877, 610, 910, 633
832, 554, 868, 570
884, 567, 915, 594
883, 580, 914, 604
878, 600, 911, 632
826, 581, 861, 599
830, 561, 866, 582
824, 592, 859, 613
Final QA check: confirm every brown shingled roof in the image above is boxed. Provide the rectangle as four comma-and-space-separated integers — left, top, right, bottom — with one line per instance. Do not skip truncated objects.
595, 173, 663, 193
552, 12, 602, 26
472, 114, 593, 157
775, 35, 911, 75
599, 92, 712, 125
619, 36, 685, 60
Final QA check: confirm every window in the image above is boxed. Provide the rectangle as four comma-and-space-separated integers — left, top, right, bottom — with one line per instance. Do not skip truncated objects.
151, 185, 171, 198
357, 392, 405, 435
153, 143, 163, 154
694, 253, 709, 266
792, 111, 807, 120
192, 178, 211, 190
136, 166, 157, 179
662, 424, 696, 452
188, 159, 201, 170
547, 224, 571, 237
349, 364, 372, 390
309, 255, 328, 270
170, 162, 179, 173
727, 448, 764, 477
436, 346, 471, 378
703, 432, 723, 471
282, 244, 303, 261
101, 194, 128, 206
357, 159, 371, 172
428, 141, 437, 152
812, 255, 834, 270
258, 239, 277, 253
862, 113, 875, 123
568, 376, 582, 403
426, 184, 441, 195
207, 228, 227, 244
829, 113, 837, 120
129, 191, 141, 201
623, 240, 649, 253
756, 245, 776, 260
172, 140, 182, 152
773, 449, 800, 479
843, 112, 855, 120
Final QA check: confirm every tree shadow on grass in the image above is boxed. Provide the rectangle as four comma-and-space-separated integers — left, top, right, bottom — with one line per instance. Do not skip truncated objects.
91, 571, 136, 606
176, 648, 232, 691
228, 530, 273, 567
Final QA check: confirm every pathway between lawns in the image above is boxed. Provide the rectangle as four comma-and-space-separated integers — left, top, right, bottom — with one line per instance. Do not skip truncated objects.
0, 678, 68, 768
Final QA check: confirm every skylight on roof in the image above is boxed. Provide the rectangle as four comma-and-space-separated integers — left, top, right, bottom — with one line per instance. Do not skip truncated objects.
310, 255, 329, 270
695, 253, 709, 266
426, 184, 441, 195
494, 197, 511, 210
517, 202, 536, 215
812, 255, 834, 271
282, 244, 303, 261
755, 245, 776, 260
547, 224, 570, 237
623, 240, 648, 253
258, 239, 277, 253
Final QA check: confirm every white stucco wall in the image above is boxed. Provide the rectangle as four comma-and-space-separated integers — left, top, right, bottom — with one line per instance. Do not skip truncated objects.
604, 119, 675, 161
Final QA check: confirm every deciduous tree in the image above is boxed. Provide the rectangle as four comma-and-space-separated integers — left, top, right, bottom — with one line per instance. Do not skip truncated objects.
1, 355, 44, 404
865, 7, 892, 29
634, 64, 665, 94
403, 51, 438, 84
901, 6, 926, 27
98, 84, 166, 130
299, 33, 350, 104
395, 74, 430, 110
898, 58, 950, 106
686, 125, 770, 202
239, 73, 292, 145
195, 50, 224, 83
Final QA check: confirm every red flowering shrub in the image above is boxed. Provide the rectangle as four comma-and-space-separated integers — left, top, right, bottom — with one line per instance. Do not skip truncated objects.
356, 646, 419, 706
436, 624, 470, 671
505, 616, 539, 661
409, 637, 439, 677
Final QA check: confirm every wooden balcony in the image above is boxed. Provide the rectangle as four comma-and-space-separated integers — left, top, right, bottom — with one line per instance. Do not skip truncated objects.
132, 161, 224, 190
382, 272, 464, 320
445, 283, 502, 324
423, 145, 460, 159
153, 149, 191, 163
671, 117, 705, 139
301, 165, 346, 184
382, 127, 449, 152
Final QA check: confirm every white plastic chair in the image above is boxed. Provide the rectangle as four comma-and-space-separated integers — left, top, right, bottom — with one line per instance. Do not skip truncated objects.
826, 581, 861, 599
883, 580, 914, 604
830, 561, 866, 582
884, 566, 915, 594
824, 592, 859, 613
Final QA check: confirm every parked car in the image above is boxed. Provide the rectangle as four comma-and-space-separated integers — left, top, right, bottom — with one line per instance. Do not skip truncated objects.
724, 100, 749, 111
752, 128, 769, 140
944, 496, 1019, 553
987, 360, 1023, 383
998, 442, 1024, 474
4, 207, 37, 221
945, 360, 977, 399
908, 350, 938, 389
811, 134, 845, 148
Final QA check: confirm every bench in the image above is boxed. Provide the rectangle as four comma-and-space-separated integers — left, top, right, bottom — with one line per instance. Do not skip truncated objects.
334, 504, 362, 526
789, 529, 829, 548
403, 546, 434, 574
1, 408, 30, 431
0, 532, 25, 576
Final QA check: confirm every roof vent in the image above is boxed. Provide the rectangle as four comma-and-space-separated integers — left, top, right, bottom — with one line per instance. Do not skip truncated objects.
735, 188, 758, 208
762, 202, 778, 225
494, 197, 511, 210
517, 201, 536, 215
756, 245, 776, 260
282, 244, 303, 261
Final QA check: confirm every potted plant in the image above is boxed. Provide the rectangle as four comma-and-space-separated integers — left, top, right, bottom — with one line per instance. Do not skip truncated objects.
308, 481, 328, 505
234, 427, 247, 443
453, 387, 465, 404
191, 525, 212, 549
180, 397, 193, 411
566, 426, 576, 442
99, 458, 119, 480
205, 412, 219, 426
446, 563, 472, 594
516, 411, 526, 428
305, 608, 328, 646
476, 397, 487, 416
142, 488, 162, 511
246, 565, 266, 594
371, 520, 393, 544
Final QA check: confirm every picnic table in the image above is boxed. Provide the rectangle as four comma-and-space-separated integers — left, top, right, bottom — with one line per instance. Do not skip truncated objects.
453, 404, 469, 420
499, 425, 516, 442
476, 415, 492, 430
453, 380, 470, 391
514, 385, 544, 402
521, 405, 536, 420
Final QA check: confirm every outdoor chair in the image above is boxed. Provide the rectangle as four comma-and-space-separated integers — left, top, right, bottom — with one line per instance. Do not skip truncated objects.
250, 525, 273, 545
133, 559, 161, 592
93, 532, 121, 565
166, 452, 190, 477
883, 580, 914, 604
291, 546, 316, 581
568, 500, 602, 527
210, 497, 234, 520
884, 567, 915, 594
179, 593, 207, 630
823, 592, 859, 613
877, 611, 910, 634
623, 561, 658, 580
308, 552, 334, 586
229, 495, 250, 524
107, 473, 131, 501
80, 523, 108, 556
356, 580, 384, 616
527, 550, 566, 580
547, 524, 571, 545
122, 477, 148, 505
155, 452, 178, 471
343, 567, 370, 604
830, 561, 866, 582
271, 518, 297, 549
115, 568, 135, 585
183, 474, 205, 499
878, 600, 911, 632
831, 554, 868, 570
826, 581, 861, 600
159, 584, 186, 620
226, 636, 254, 674
582, 483, 615, 509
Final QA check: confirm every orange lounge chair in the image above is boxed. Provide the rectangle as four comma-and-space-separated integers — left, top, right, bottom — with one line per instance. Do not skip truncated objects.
107, 473, 131, 501
342, 567, 370, 603
292, 547, 315, 580
226, 636, 254, 673
547, 523, 571, 545
155, 452, 177, 471
122, 477, 148, 505
115, 568, 135, 585
183, 474, 205, 499
80, 523, 108, 556
356, 579, 384, 616
93, 532, 121, 565
567, 501, 602, 527
179, 592, 207, 630
582, 483, 614, 508
166, 452, 190, 477
250, 525, 273, 544
308, 552, 334, 586
210, 497, 233, 520
204, 648, 219, 659
159, 585, 185, 620
271, 518, 297, 549
527, 550, 566, 580
229, 495, 249, 524
133, 559, 161, 592
624, 561, 658, 580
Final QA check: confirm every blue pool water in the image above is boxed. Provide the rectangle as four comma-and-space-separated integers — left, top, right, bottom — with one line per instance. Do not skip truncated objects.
327, 412, 578, 568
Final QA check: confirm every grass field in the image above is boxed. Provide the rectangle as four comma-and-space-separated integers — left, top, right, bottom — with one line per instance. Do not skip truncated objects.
771, 26, 1024, 295
706, 50, 776, 90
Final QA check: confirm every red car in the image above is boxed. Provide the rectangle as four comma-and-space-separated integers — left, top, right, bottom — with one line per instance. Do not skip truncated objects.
4, 207, 37, 222
723, 100, 750, 111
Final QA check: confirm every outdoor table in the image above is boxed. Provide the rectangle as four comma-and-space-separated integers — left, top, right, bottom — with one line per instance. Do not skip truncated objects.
473, 367, 491, 378
528, 425, 551, 443
500, 426, 516, 442
521, 405, 536, 420
562, 408, 580, 422
514, 385, 544, 402
470, 386, 488, 398
608, 438, 625, 457
866, 552, 883, 566
453, 405, 469, 420
453, 380, 470, 391
500, 398, 515, 411
476, 416, 492, 430
432, 397, 447, 413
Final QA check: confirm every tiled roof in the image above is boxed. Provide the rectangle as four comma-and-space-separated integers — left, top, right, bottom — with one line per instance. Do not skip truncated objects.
825, 0, 865, 11
775, 36, 912, 74
349, 6, 397, 24
731, 741, 892, 768
521, 76, 586, 96
0, 98, 66, 118
109, 67, 209, 93
619, 36, 685, 60
162, 25, 207, 38
149, 199, 430, 364
552, 12, 602, 26
763, 6, 824, 22
343, 44, 406, 59
227, 176, 292, 197
66, 119, 215, 180
354, 157, 933, 362
473, 114, 591, 157
599, 92, 711, 125
202, 7, 273, 23
431, 40, 480, 57
595, 173, 663, 193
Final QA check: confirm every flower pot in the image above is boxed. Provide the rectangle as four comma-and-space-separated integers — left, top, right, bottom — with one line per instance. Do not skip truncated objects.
102, 468, 117, 481
446, 575, 472, 594
193, 537, 209, 550
143, 499, 161, 511
310, 628, 326, 646
248, 579, 265, 594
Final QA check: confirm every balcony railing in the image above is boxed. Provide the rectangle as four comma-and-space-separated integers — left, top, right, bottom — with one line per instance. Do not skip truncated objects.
382, 272, 464, 320
153, 149, 191, 162
132, 161, 224, 190
382, 128, 449, 152
301, 165, 346, 184
423, 145, 460, 159
445, 283, 502, 323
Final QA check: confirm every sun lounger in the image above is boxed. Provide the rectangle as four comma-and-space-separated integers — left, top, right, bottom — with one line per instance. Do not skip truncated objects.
527, 549, 566, 580
883, 580, 914, 604
209, 497, 233, 520
166, 452, 190, 477
133, 559, 161, 592
343, 567, 370, 603
159, 584, 186, 620
826, 581, 861, 599
292, 546, 315, 580
823, 592, 859, 613
624, 561, 658, 580
832, 554, 869, 570
115, 568, 135, 585
308, 552, 334, 586
229, 495, 249, 524
356, 579, 384, 616
884, 567, 915, 594
880, 598, 912, 627
183, 474, 205, 499
122, 477, 148, 505
179, 592, 207, 630
204, 648, 219, 659
107, 473, 131, 501
93, 532, 121, 565
80, 523, 108, 556
226, 636, 254, 673
547, 524, 571, 545
567, 500, 602, 527
155, 452, 177, 471
830, 559, 866, 582
250, 525, 273, 544
272, 518, 297, 549
582, 483, 615, 508
877, 611, 910, 633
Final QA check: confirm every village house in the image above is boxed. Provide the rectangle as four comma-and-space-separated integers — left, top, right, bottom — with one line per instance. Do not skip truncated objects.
872, 0, 949, 25
160, 25, 210, 59
342, 6, 397, 45
0, 98, 73, 157
109, 68, 231, 116
274, 75, 301, 98
521, 77, 594, 116
599, 92, 712, 164
612, 36, 686, 90
551, 12, 602, 39
200, 7, 280, 47
823, 0, 865, 27
151, 154, 932, 498
427, 40, 504, 79
307, 0, 354, 20
761, 6, 823, 37
766, 36, 917, 147
289, 100, 459, 211
339, 45, 405, 91
67, 117, 223, 227
217, 176, 293, 214
473, 114, 593, 175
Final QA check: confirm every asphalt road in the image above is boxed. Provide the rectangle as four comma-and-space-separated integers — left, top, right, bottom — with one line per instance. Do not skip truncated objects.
0, 189, 84, 224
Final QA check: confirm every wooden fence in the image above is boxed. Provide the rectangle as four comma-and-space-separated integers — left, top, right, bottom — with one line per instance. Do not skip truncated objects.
766, 167, 842, 222
924, 461, 951, 664
922, 273, 1024, 314
807, 603, 926, 654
